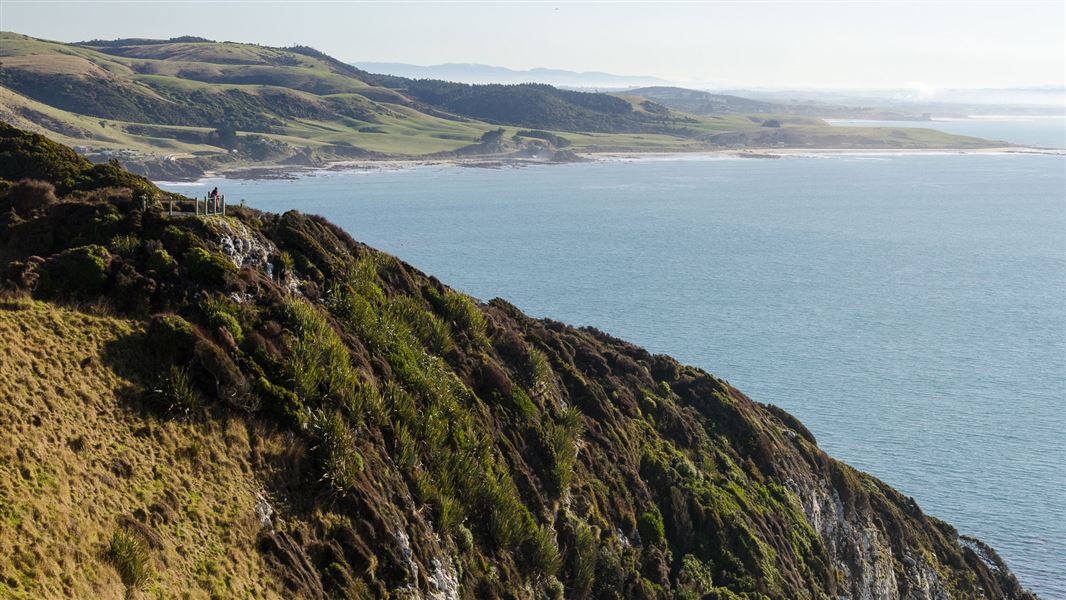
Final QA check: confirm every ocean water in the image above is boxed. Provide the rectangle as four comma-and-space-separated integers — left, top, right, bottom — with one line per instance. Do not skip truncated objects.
160, 137, 1066, 597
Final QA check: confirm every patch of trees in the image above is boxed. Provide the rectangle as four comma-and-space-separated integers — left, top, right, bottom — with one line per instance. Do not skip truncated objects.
396, 80, 690, 134
78, 36, 213, 47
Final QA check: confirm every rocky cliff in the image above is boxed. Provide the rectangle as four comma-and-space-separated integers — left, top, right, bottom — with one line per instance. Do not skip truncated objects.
0, 122, 1037, 599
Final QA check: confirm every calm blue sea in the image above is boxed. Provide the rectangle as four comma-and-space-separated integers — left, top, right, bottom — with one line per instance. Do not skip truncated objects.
161, 122, 1066, 597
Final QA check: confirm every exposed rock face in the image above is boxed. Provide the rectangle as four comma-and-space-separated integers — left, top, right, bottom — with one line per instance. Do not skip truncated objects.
0, 123, 1040, 599
210, 217, 275, 271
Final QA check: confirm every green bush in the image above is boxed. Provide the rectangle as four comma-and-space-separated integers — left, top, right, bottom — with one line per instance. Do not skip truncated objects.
569, 520, 598, 597
638, 507, 665, 546
36, 244, 111, 296
147, 246, 175, 273
676, 554, 716, 600
526, 347, 553, 398
477, 473, 533, 551
184, 247, 237, 284
200, 296, 244, 344
162, 224, 202, 254
256, 376, 306, 428
505, 387, 537, 420
106, 527, 152, 592
272, 250, 295, 280
456, 524, 474, 552
146, 314, 197, 362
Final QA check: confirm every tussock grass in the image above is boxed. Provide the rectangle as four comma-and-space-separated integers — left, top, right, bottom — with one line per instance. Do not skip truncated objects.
106, 527, 151, 594
310, 410, 364, 494
384, 295, 455, 354
441, 291, 489, 346
526, 346, 555, 399
286, 297, 359, 406
539, 406, 583, 494
153, 364, 200, 418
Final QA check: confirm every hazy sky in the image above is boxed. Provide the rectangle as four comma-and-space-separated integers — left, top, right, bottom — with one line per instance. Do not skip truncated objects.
2, 1, 1064, 89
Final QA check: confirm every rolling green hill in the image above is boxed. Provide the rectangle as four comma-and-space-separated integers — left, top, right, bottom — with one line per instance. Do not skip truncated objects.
1, 33, 999, 180
0, 122, 1039, 600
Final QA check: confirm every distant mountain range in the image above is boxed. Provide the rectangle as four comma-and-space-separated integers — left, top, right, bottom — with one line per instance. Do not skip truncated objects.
352, 62, 670, 88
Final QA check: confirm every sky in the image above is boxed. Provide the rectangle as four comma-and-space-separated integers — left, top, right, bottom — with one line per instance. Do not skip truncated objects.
2, 1, 1064, 90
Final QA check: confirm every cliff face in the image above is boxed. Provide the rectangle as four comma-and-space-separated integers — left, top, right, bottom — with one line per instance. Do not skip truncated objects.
0, 122, 1037, 600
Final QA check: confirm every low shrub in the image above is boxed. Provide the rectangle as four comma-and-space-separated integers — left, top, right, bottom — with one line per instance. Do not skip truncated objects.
271, 250, 295, 280
193, 338, 248, 399
106, 527, 152, 592
477, 473, 532, 550
256, 376, 306, 428
146, 246, 175, 273
162, 224, 202, 254
200, 296, 244, 344
35, 244, 111, 296
184, 247, 237, 284
507, 387, 537, 420
146, 314, 197, 362
455, 524, 475, 552
544, 576, 565, 600
526, 347, 553, 398
637, 507, 665, 546
569, 519, 598, 598
7, 178, 57, 215
676, 554, 716, 600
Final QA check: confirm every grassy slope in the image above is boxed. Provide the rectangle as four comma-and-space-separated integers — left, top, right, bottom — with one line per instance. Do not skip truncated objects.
0, 32, 996, 174
0, 124, 1036, 600
0, 300, 289, 599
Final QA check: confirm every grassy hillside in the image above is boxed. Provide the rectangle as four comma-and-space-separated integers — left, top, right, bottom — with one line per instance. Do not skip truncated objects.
1, 33, 999, 179
0, 300, 292, 599
627, 87, 778, 115
0, 124, 1037, 600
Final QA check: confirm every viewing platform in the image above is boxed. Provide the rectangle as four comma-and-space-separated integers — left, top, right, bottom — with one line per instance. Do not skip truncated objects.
166, 194, 228, 217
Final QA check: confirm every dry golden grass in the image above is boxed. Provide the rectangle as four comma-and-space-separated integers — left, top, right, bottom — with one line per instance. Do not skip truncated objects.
0, 299, 289, 599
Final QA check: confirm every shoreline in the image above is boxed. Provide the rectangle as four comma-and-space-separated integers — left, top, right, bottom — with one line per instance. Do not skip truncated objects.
154, 145, 1064, 185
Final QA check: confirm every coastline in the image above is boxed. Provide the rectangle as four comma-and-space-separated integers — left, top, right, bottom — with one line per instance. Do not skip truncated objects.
155, 145, 1064, 185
